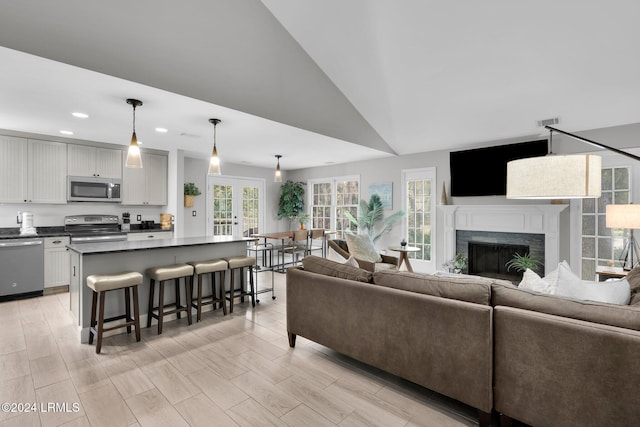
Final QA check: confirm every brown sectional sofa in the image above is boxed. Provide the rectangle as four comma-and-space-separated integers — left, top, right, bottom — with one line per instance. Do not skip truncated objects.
286, 256, 640, 427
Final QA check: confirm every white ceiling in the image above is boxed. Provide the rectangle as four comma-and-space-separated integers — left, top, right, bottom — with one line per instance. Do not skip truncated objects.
0, 1, 638, 170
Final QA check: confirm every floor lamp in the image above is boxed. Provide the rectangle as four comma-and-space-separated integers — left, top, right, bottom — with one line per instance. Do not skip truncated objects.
605, 204, 640, 271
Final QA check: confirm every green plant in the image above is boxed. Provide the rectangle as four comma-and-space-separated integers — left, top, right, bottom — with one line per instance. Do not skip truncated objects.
505, 252, 540, 272
184, 182, 201, 196
343, 194, 405, 243
277, 180, 306, 221
297, 213, 310, 225
444, 253, 467, 273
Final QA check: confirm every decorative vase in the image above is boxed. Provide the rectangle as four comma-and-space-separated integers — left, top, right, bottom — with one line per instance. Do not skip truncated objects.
300, 223, 305, 230
441, 182, 448, 205
184, 195, 194, 207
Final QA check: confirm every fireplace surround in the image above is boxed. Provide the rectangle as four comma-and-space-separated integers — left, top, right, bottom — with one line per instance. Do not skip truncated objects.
440, 204, 568, 276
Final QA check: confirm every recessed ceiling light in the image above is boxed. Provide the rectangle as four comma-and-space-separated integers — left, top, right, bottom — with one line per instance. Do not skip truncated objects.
155, 127, 168, 133
60, 130, 74, 135
71, 112, 89, 118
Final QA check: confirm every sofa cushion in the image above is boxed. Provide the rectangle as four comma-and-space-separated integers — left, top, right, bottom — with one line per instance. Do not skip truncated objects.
372, 270, 495, 305
553, 263, 631, 305
302, 256, 373, 283
345, 233, 382, 263
492, 282, 640, 332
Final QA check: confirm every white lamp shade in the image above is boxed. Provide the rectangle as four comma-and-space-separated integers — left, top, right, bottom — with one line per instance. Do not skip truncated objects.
506, 154, 601, 199
125, 132, 143, 168
606, 204, 640, 229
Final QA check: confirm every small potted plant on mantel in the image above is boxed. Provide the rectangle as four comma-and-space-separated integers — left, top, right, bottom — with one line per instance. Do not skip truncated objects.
183, 182, 201, 207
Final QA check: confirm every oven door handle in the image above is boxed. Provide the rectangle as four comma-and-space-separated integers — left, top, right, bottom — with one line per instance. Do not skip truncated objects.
0, 240, 43, 247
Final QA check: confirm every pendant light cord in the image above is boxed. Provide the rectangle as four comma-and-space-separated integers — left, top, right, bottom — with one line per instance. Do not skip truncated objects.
132, 105, 137, 133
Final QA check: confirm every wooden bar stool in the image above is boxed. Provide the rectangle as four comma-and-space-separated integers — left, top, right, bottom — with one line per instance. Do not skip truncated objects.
224, 255, 256, 313
187, 259, 228, 321
87, 271, 143, 354
145, 263, 194, 334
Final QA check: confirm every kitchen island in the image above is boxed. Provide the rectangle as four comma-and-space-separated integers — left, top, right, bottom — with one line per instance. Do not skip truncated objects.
67, 235, 256, 343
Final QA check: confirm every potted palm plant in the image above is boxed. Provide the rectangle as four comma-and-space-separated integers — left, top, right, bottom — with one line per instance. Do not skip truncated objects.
183, 182, 201, 207
344, 194, 405, 243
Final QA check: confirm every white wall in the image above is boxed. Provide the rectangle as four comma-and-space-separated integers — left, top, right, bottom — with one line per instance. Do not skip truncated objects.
288, 122, 640, 272
182, 156, 287, 237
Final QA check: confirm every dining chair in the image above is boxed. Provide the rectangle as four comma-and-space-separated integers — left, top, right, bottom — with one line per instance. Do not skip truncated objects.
306, 229, 326, 257
281, 229, 309, 266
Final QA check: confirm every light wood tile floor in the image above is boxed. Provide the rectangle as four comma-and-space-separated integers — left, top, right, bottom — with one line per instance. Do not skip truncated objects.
0, 272, 489, 427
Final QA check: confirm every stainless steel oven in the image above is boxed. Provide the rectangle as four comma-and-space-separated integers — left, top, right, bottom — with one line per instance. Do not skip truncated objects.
64, 214, 127, 243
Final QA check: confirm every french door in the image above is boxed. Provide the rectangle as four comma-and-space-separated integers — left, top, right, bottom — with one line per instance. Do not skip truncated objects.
207, 177, 265, 238
402, 167, 436, 273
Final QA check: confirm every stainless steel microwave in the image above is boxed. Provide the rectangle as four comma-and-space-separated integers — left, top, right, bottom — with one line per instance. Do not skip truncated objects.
67, 176, 122, 202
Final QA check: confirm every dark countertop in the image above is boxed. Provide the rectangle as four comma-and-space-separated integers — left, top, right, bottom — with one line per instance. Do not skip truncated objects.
0, 226, 69, 239
67, 235, 257, 255
0, 225, 173, 239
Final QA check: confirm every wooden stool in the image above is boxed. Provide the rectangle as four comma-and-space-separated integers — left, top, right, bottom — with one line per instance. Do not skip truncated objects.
145, 264, 194, 334
87, 271, 143, 354
224, 255, 256, 313
187, 259, 228, 321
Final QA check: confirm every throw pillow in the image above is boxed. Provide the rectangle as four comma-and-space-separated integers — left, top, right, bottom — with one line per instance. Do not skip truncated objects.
541, 260, 571, 293
302, 256, 373, 283
518, 268, 553, 294
555, 263, 631, 305
343, 256, 359, 268
624, 267, 640, 305
345, 233, 382, 263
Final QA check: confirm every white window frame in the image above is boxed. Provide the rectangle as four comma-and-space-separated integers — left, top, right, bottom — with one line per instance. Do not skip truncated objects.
308, 175, 360, 238
401, 167, 437, 273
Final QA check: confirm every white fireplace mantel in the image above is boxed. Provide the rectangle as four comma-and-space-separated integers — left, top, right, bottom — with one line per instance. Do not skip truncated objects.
439, 204, 568, 275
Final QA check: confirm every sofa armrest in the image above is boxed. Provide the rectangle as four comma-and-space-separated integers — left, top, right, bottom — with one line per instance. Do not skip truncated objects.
494, 306, 640, 426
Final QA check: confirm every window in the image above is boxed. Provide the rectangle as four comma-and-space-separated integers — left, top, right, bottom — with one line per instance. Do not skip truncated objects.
309, 176, 359, 239
402, 168, 436, 271
581, 166, 631, 279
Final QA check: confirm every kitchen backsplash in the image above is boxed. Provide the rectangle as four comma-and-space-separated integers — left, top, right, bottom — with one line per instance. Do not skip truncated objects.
0, 203, 168, 228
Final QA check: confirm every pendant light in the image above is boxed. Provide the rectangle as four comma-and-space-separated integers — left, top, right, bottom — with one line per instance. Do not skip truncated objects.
274, 155, 282, 182
208, 118, 221, 176
125, 98, 143, 168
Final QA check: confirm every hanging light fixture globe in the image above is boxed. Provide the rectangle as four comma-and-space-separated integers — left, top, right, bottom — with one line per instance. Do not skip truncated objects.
208, 118, 222, 176
125, 98, 143, 169
274, 155, 282, 182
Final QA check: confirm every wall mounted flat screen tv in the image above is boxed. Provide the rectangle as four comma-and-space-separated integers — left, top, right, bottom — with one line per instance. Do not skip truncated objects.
450, 139, 548, 197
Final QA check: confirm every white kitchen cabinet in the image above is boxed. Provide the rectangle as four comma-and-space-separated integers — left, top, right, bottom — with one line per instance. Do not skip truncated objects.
68, 144, 122, 178
0, 135, 28, 202
44, 236, 70, 288
0, 136, 66, 204
127, 231, 173, 241
122, 152, 168, 205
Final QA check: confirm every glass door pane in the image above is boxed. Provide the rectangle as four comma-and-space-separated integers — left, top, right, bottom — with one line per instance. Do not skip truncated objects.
213, 184, 233, 236
242, 184, 260, 237
209, 177, 265, 238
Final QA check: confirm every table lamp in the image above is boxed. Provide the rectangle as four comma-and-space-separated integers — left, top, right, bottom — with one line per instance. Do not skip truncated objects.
605, 204, 640, 270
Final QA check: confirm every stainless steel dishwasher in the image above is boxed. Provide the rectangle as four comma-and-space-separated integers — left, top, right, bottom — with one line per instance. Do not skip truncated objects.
0, 238, 44, 301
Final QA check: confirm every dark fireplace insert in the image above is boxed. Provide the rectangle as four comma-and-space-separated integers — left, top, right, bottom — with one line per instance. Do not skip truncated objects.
468, 241, 529, 282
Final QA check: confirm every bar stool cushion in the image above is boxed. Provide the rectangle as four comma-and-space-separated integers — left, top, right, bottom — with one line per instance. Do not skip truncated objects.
145, 264, 194, 281
226, 256, 256, 269
189, 259, 228, 274
87, 272, 143, 292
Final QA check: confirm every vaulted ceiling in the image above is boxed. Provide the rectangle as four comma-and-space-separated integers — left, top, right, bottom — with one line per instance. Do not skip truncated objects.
0, 1, 638, 170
